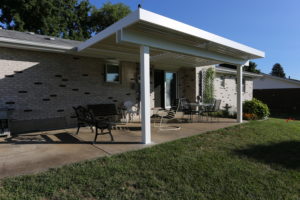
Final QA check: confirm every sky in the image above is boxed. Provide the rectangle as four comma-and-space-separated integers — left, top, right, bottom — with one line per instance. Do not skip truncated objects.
90, 0, 300, 78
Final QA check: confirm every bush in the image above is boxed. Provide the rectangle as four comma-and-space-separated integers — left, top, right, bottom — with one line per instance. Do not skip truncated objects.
243, 98, 270, 120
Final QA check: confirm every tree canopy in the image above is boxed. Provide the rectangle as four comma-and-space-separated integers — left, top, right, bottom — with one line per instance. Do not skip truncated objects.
244, 61, 260, 73
0, 0, 131, 41
271, 63, 286, 78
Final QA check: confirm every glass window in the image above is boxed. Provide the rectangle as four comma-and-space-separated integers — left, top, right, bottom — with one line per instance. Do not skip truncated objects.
106, 64, 120, 83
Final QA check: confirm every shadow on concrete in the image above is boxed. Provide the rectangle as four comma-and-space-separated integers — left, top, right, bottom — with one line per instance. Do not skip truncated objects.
1, 132, 142, 145
234, 141, 300, 170
113, 126, 141, 131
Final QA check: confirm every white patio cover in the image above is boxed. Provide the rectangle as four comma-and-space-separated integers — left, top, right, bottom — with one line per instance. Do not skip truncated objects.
77, 8, 265, 144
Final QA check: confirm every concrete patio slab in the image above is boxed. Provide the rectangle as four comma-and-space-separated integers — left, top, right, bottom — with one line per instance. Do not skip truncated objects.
0, 118, 237, 179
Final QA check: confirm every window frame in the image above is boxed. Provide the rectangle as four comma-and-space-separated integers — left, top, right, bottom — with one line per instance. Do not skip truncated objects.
105, 63, 121, 84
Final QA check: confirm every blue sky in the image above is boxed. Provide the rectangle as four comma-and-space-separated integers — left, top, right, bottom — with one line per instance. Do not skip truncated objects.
90, 0, 300, 78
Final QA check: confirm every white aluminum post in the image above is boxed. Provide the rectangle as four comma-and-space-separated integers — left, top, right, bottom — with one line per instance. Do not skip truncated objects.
237, 64, 243, 123
140, 46, 151, 144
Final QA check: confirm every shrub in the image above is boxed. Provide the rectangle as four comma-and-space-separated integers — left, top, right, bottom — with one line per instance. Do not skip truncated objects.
243, 98, 270, 120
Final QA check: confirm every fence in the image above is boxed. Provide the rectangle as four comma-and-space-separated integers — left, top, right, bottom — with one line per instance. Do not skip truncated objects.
253, 88, 300, 114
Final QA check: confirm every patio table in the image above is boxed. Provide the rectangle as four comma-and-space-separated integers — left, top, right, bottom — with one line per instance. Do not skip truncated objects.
188, 102, 213, 107
187, 102, 214, 122
188, 102, 214, 112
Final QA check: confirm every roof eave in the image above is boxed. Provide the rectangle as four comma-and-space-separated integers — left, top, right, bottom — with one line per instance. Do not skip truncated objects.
0, 37, 74, 53
216, 67, 263, 78
261, 73, 300, 85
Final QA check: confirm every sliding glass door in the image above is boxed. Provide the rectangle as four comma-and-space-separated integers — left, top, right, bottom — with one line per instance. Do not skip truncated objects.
164, 72, 177, 109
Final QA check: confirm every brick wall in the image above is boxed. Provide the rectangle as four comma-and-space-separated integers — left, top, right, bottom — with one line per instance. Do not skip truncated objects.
194, 66, 253, 113
0, 47, 138, 132
214, 74, 253, 113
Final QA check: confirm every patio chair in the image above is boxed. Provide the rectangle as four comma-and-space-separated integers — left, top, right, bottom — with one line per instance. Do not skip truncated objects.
180, 98, 201, 122
203, 99, 222, 121
73, 106, 114, 143
154, 109, 181, 131
122, 100, 139, 123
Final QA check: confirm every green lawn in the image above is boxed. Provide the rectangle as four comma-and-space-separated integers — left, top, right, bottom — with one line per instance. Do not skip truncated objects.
1, 118, 300, 200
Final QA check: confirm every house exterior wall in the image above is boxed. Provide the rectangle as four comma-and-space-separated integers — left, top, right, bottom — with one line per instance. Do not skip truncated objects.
0, 47, 139, 133
195, 66, 254, 114
0, 46, 255, 133
254, 76, 300, 89
214, 73, 253, 113
179, 67, 196, 101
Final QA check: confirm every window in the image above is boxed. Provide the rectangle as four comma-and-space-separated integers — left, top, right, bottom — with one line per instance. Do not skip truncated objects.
105, 64, 120, 83
220, 76, 225, 88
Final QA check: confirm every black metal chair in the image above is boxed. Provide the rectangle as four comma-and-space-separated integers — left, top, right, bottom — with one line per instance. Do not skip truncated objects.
203, 99, 222, 121
180, 98, 201, 122
73, 106, 114, 143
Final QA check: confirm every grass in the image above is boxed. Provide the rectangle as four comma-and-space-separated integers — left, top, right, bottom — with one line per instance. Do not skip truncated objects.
1, 118, 300, 200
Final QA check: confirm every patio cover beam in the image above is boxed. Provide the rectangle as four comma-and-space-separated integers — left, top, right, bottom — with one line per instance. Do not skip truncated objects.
117, 29, 248, 66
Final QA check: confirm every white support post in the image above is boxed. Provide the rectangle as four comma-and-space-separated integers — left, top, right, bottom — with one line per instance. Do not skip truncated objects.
140, 46, 151, 144
237, 64, 243, 123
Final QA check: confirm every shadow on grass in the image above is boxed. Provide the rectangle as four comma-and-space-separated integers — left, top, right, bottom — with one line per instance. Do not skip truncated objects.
270, 113, 300, 120
234, 141, 300, 169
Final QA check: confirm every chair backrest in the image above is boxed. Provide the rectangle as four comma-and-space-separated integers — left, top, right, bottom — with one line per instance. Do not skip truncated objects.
164, 109, 176, 119
73, 106, 94, 124
123, 101, 138, 112
172, 99, 180, 112
196, 96, 202, 103
180, 98, 191, 111
87, 104, 118, 116
212, 100, 221, 112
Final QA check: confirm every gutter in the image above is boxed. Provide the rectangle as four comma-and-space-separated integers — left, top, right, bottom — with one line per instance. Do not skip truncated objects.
0, 37, 76, 53
216, 67, 262, 78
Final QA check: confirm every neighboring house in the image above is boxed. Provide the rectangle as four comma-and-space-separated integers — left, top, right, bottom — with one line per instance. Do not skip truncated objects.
254, 73, 300, 89
0, 8, 264, 143
253, 73, 300, 113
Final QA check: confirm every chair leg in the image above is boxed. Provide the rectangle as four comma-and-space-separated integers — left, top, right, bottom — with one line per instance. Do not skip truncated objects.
108, 128, 114, 141
90, 125, 94, 133
76, 124, 80, 135
93, 128, 98, 144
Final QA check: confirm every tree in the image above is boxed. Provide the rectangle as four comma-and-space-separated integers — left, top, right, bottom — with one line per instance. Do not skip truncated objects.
271, 63, 286, 78
219, 61, 261, 74
244, 61, 260, 73
0, 1, 131, 41
90, 2, 131, 33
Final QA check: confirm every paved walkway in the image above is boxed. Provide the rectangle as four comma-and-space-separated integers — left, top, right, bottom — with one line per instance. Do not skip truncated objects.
0, 119, 238, 179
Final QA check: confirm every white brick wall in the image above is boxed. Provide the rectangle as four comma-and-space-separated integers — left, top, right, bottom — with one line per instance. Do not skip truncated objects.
194, 66, 254, 113
214, 74, 253, 113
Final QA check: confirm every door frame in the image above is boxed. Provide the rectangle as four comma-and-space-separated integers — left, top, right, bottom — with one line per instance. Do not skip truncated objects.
164, 71, 178, 109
